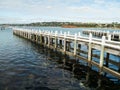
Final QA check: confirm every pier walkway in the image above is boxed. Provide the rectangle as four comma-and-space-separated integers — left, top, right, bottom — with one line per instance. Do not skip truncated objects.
83, 30, 120, 41
13, 28, 120, 79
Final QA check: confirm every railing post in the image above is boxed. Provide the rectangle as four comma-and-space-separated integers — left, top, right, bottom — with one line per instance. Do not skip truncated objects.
30, 30, 32, 40
26, 30, 28, 39
60, 31, 62, 35
44, 31, 48, 45
27, 29, 29, 39
112, 31, 115, 40
108, 34, 111, 41
78, 32, 81, 36
19, 30, 21, 36
21, 30, 23, 36
74, 33, 77, 56
67, 31, 70, 35
99, 36, 105, 74
44, 36, 47, 45
24, 30, 26, 38
19, 30, 20, 36
27, 30, 29, 39
88, 33, 92, 66
32, 29, 34, 39
36, 30, 38, 42
48, 31, 50, 47
24, 30, 25, 38
20, 30, 22, 36
64, 32, 66, 53
24, 30, 27, 39
55, 31, 58, 49
40, 31, 42, 44
38, 30, 40, 43
107, 31, 109, 37
51, 31, 53, 45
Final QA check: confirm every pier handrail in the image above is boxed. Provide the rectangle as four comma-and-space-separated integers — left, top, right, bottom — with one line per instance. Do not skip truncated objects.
13, 28, 120, 50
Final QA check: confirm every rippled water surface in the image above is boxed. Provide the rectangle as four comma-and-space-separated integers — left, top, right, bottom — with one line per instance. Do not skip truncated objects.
0, 28, 120, 90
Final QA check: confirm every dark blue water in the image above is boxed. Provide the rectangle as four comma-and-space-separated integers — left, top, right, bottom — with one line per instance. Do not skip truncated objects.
0, 28, 120, 90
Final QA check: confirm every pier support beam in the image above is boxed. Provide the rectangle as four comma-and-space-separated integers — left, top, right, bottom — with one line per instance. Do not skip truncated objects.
88, 33, 92, 67
64, 32, 66, 54
108, 34, 111, 41
44, 36, 47, 45
35, 31, 38, 42
40, 31, 42, 44
55, 31, 58, 49
74, 34, 77, 56
48, 31, 50, 47
99, 36, 105, 74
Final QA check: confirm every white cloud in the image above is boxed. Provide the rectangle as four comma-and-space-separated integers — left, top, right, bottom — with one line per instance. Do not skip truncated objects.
93, 0, 105, 4
46, 6, 52, 9
0, 0, 120, 23
67, 6, 105, 16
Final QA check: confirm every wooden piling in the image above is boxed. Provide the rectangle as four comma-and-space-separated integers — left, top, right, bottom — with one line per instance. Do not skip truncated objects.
55, 31, 58, 49
108, 34, 111, 41
64, 32, 66, 53
40, 31, 42, 44
99, 36, 105, 74
74, 33, 77, 56
48, 31, 50, 47
88, 33, 92, 66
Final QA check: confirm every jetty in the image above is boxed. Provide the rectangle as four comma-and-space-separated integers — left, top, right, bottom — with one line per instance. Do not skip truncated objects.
13, 28, 120, 79
82, 30, 120, 41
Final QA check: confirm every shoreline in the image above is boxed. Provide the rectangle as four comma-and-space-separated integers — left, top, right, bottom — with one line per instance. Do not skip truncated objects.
11, 25, 120, 30
61, 26, 120, 30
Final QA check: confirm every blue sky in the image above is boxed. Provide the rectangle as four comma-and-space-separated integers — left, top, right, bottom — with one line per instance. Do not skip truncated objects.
0, 0, 120, 24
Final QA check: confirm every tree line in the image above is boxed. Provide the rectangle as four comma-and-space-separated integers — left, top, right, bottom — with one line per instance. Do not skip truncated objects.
1, 22, 120, 28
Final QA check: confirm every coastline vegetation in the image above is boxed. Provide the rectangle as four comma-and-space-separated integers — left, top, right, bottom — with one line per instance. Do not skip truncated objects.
1, 22, 120, 29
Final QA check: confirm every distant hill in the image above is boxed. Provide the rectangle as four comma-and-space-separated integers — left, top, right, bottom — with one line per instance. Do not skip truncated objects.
1, 22, 120, 29
61, 25, 79, 28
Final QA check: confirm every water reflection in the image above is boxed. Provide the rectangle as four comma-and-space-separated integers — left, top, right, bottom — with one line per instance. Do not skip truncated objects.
37, 44, 120, 90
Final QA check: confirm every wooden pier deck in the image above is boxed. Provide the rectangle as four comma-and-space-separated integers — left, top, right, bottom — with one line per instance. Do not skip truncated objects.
13, 28, 120, 79
82, 30, 120, 41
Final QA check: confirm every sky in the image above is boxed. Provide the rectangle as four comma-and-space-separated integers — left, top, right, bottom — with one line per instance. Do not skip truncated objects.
0, 0, 120, 24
